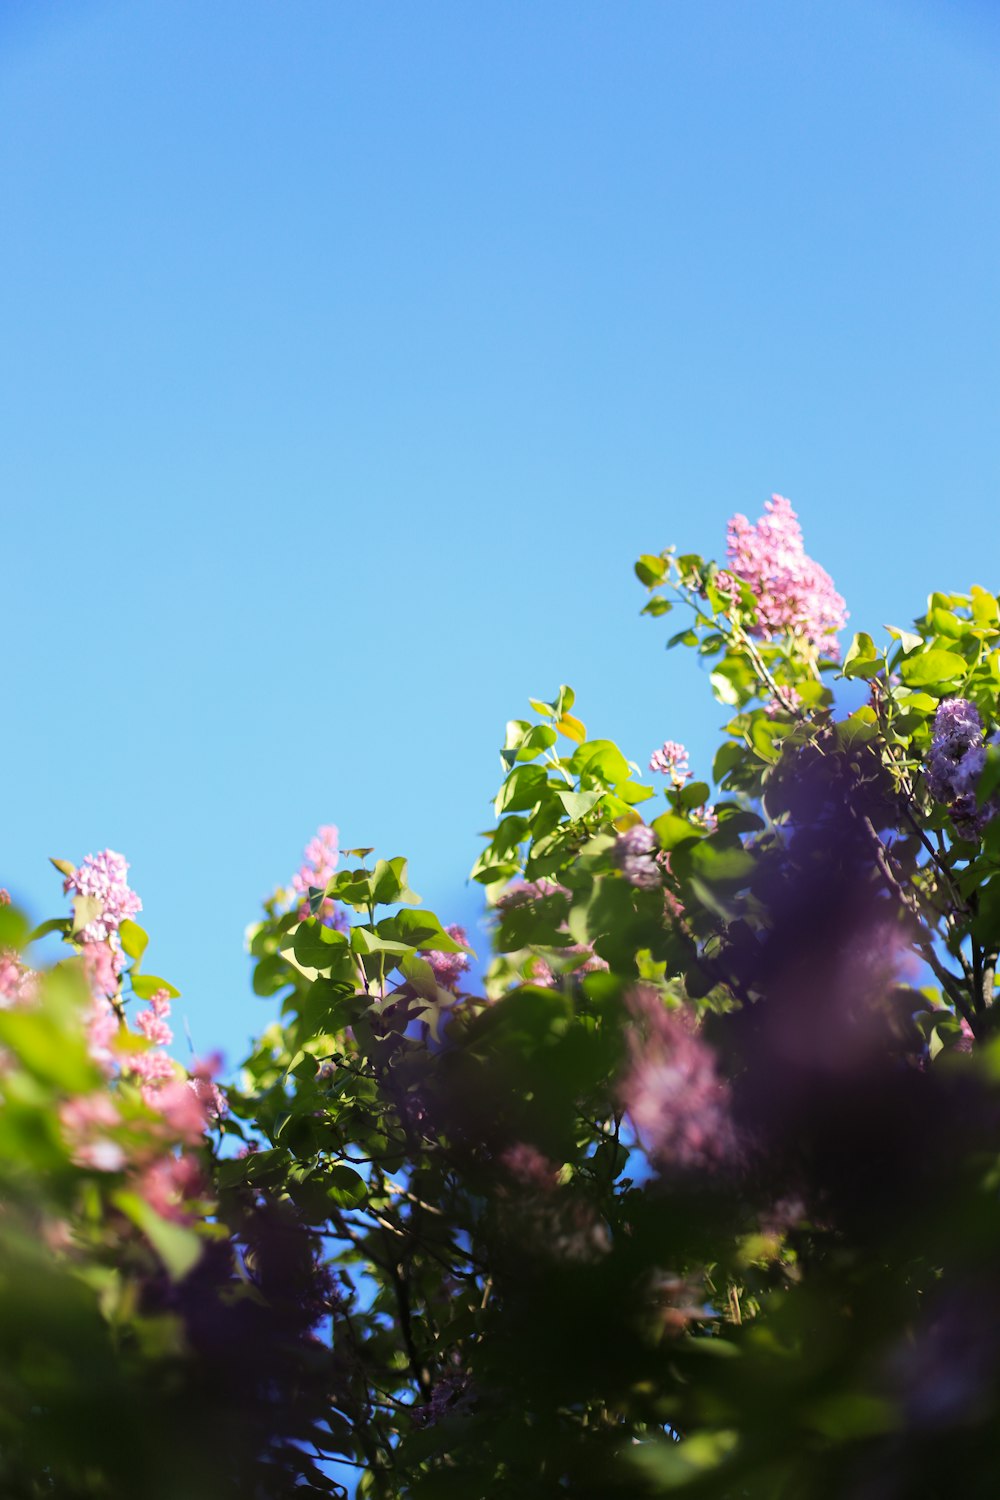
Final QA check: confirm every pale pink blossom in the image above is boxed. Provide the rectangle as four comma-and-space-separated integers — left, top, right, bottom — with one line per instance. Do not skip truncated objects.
495, 878, 570, 911
526, 945, 607, 988
722, 495, 847, 658
60, 1094, 124, 1173
135, 990, 174, 1047
691, 804, 718, 834
77, 1139, 127, 1172
127, 1049, 177, 1094
153, 1079, 213, 1142
0, 890, 9, 905
0, 952, 36, 1008
138, 1152, 205, 1224
86, 995, 119, 1072
187, 1052, 228, 1121
425, 925, 471, 992
64, 849, 141, 943
649, 741, 691, 782
500, 1142, 559, 1190
621, 988, 738, 1172
81, 941, 120, 998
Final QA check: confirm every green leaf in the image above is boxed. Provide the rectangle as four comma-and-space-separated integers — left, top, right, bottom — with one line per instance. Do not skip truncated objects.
652, 812, 700, 851
709, 669, 741, 706
971, 585, 999, 626
684, 838, 755, 888
327, 867, 375, 907
70, 895, 104, 936
118, 919, 148, 962
495, 765, 549, 816
252, 952, 294, 997
0, 1007, 98, 1093
885, 625, 923, 654
114, 1191, 202, 1280
326, 1164, 367, 1207
378, 909, 469, 952
641, 596, 673, 617
899, 649, 967, 687
979, 742, 1000, 808
131, 974, 180, 1000
556, 789, 603, 821
634, 554, 667, 587
371, 857, 420, 907
842, 631, 882, 679
1, 906, 34, 950
712, 741, 744, 783
572, 740, 631, 786
514, 724, 557, 761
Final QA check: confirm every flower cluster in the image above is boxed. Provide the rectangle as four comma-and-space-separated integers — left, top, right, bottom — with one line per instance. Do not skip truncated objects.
494, 878, 569, 910
290, 824, 346, 929
649, 740, 690, 783
621, 988, 738, 1172
925, 699, 998, 839
525, 945, 608, 988
425, 924, 472, 992
613, 823, 661, 889
64, 849, 142, 944
721, 494, 847, 657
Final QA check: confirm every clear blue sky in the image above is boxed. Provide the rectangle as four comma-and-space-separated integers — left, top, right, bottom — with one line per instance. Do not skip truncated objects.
2, 0, 997, 1068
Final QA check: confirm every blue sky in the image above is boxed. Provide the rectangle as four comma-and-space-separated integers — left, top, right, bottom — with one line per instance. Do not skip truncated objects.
1, 0, 997, 1068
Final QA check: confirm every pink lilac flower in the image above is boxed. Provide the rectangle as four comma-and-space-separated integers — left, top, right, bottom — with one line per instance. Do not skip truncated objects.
649, 741, 691, 783
495, 878, 569, 911
138, 1152, 205, 1224
60, 1094, 125, 1173
81, 941, 120, 998
128, 1049, 178, 1096
78, 1139, 127, 1172
425, 925, 471, 992
500, 1142, 559, 1191
86, 995, 119, 1072
135, 990, 173, 1047
187, 1052, 228, 1121
290, 824, 346, 928
0, 953, 37, 1009
64, 850, 142, 943
721, 495, 847, 658
154, 1079, 213, 1142
613, 824, 661, 889
0, 889, 9, 905
525, 944, 607, 989
621, 988, 738, 1172
691, 804, 718, 834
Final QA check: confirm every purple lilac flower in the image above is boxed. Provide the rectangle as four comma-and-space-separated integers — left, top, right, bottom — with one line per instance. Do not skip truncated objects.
925, 699, 998, 838
613, 824, 661, 889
